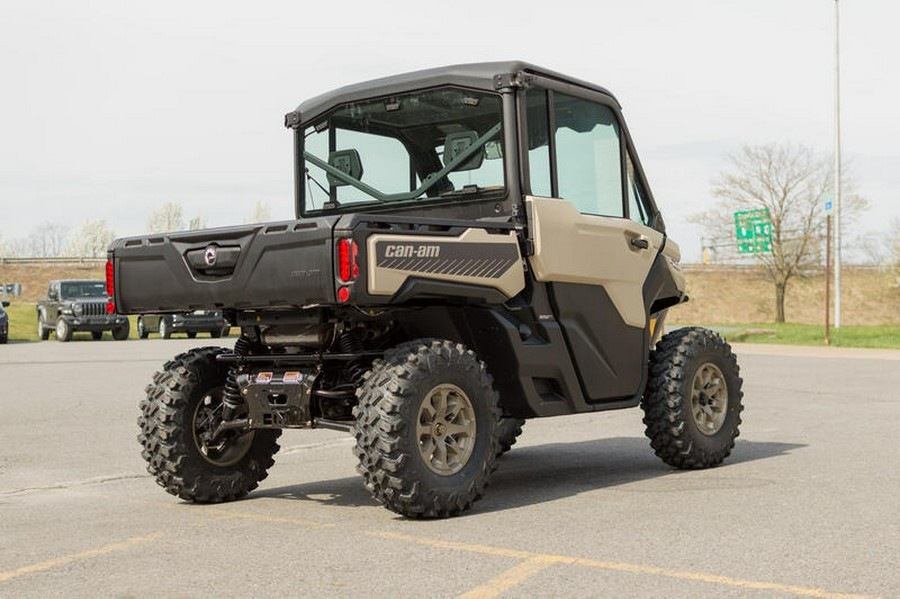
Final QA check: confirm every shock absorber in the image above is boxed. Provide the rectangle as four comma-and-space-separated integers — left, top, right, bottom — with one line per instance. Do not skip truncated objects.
338, 329, 366, 386
221, 335, 252, 421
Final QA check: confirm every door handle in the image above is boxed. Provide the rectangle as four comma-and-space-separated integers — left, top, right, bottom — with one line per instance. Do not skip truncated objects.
630, 237, 649, 250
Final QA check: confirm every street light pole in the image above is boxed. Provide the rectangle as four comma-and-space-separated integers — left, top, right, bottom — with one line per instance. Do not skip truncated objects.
833, 0, 842, 328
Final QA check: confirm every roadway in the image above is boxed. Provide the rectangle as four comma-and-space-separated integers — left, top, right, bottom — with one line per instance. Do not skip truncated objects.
1, 337, 897, 597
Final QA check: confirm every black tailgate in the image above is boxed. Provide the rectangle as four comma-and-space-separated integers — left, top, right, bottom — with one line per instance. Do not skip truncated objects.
110, 218, 338, 313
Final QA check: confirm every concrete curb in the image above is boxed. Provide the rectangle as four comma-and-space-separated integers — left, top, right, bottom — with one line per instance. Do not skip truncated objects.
730, 342, 900, 361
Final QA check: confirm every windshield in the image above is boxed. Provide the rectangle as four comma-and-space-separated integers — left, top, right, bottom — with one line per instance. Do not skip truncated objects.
301, 87, 505, 215
60, 281, 106, 299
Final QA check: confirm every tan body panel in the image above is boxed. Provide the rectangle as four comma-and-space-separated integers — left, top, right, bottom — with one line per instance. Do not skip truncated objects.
366, 228, 525, 298
526, 196, 664, 328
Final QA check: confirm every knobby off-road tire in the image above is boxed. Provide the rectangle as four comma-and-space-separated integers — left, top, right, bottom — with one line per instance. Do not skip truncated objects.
641, 327, 743, 469
496, 418, 525, 455
353, 339, 502, 518
137, 347, 280, 503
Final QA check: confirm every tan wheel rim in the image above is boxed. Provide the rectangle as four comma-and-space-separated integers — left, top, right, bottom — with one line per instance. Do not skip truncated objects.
691, 363, 728, 436
416, 384, 477, 476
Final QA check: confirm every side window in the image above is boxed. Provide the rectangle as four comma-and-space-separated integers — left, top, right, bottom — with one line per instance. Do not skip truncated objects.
554, 93, 623, 217
626, 151, 650, 225
526, 88, 552, 197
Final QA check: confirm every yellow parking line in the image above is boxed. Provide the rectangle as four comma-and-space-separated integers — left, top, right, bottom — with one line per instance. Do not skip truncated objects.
458, 556, 563, 599
204, 507, 336, 529
366, 530, 533, 559
0, 532, 165, 583
568, 557, 876, 599
366, 531, 877, 599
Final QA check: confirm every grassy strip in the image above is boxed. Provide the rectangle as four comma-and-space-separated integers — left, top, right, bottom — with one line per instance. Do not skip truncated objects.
5, 303, 41, 342
671, 322, 900, 349
3, 303, 141, 342
5, 301, 899, 348
1, 303, 230, 342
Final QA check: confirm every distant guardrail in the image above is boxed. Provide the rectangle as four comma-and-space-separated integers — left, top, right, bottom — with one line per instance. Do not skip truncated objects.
0, 256, 106, 265
681, 263, 890, 274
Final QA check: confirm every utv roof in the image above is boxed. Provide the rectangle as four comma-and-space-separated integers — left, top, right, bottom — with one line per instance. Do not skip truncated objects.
285, 61, 618, 128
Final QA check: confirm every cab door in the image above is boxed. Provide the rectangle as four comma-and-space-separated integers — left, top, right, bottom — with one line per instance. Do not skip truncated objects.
523, 88, 662, 402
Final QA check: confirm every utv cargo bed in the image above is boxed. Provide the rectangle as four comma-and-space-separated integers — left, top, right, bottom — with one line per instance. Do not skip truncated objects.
111, 217, 338, 313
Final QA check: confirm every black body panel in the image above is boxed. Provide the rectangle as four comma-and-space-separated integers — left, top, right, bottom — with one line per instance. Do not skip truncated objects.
111, 218, 339, 314
548, 283, 646, 402
642, 252, 685, 314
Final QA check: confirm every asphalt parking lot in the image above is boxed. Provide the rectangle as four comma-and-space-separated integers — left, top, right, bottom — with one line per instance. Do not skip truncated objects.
1, 338, 898, 598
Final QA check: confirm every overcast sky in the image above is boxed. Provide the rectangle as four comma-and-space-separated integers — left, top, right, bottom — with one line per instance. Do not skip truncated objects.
1, 0, 898, 262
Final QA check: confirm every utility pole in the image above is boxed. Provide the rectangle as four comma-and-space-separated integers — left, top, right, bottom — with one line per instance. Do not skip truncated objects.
833, 0, 843, 328
825, 214, 831, 345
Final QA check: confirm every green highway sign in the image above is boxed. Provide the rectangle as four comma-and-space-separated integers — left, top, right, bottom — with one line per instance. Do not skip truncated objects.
734, 209, 772, 254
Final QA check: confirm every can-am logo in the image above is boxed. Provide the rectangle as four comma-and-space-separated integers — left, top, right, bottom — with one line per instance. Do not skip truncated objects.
204, 245, 218, 266
384, 244, 440, 259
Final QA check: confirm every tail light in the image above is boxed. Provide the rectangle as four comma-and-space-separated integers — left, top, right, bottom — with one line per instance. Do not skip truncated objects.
337, 239, 359, 283
105, 259, 116, 314
336, 238, 358, 304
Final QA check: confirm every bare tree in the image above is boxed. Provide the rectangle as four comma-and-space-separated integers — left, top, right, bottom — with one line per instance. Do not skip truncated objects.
891, 219, 900, 269
146, 202, 185, 234
67, 219, 116, 258
0, 231, 12, 258
188, 216, 206, 230
694, 142, 865, 323
246, 200, 271, 224
13, 222, 70, 257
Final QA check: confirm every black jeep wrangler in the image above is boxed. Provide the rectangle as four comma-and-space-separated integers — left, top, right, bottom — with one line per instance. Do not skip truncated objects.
37, 279, 130, 342
111, 62, 743, 518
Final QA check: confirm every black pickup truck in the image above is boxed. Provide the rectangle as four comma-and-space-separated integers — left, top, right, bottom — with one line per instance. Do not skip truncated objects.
111, 62, 743, 518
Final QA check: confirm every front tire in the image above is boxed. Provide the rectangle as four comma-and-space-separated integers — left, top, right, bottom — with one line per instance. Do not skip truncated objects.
496, 418, 525, 455
112, 320, 130, 341
137, 347, 280, 502
641, 327, 743, 469
55, 317, 72, 342
353, 339, 502, 518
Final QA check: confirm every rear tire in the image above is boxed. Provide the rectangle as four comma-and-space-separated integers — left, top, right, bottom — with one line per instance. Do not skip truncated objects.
138, 317, 149, 339
37, 314, 51, 341
353, 339, 502, 518
92, 331, 103, 340
137, 347, 281, 502
187, 332, 197, 339
159, 318, 171, 339
641, 327, 743, 469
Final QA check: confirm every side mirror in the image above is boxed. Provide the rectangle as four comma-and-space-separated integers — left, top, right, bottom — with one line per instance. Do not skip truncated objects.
48, 290, 58, 301
1, 300, 9, 308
